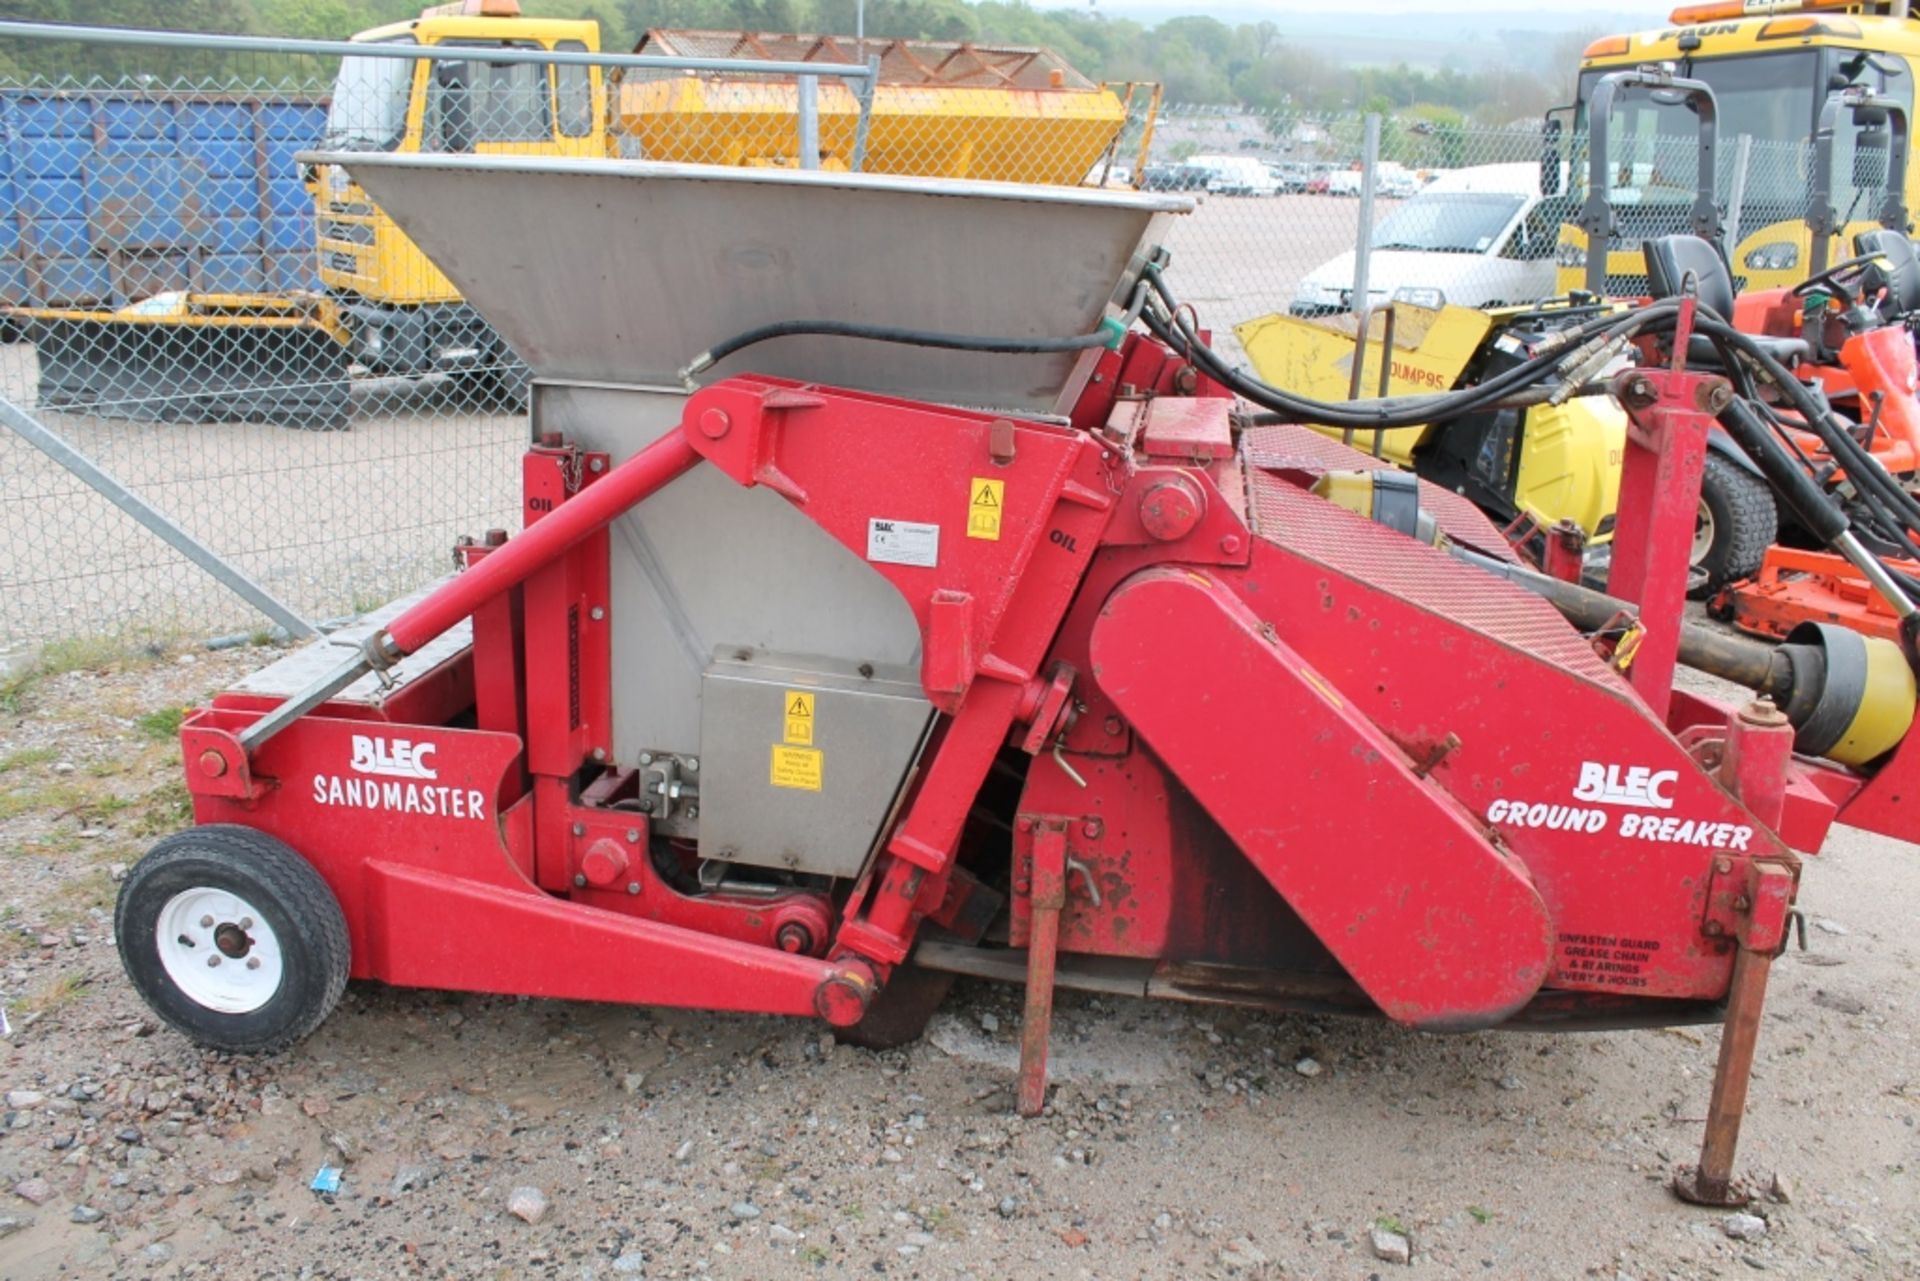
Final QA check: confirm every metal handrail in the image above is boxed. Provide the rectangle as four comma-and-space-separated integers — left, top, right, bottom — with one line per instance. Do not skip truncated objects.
0, 20, 880, 82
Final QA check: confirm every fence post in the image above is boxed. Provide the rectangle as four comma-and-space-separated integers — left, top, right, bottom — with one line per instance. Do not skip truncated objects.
1344, 113, 1382, 442
1350, 113, 1382, 324
1725, 133, 1753, 259
850, 56, 879, 173
797, 73, 821, 170
0, 398, 317, 640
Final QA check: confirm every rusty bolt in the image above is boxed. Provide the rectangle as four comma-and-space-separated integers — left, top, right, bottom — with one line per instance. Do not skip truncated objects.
197, 749, 228, 778
1172, 365, 1199, 395
775, 922, 813, 954
1103, 715, 1123, 737
1734, 895, 1751, 912
1715, 857, 1733, 875
1697, 378, 1735, 415
1704, 919, 1725, 936
485, 527, 509, 547
699, 408, 732, 440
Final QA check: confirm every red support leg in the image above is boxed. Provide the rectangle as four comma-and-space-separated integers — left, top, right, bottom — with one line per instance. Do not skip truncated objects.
1674, 862, 1794, 1206
1017, 821, 1068, 1117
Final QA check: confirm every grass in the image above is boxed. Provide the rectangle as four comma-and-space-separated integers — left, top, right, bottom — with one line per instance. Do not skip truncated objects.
1375, 1215, 1408, 1236
0, 635, 155, 715
129, 780, 193, 838
1467, 1205, 1493, 1224
0, 746, 59, 774
135, 706, 186, 741
16, 971, 89, 1017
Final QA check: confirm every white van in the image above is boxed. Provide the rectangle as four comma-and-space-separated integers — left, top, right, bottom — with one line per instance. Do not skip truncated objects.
1188, 154, 1280, 197
1289, 163, 1557, 315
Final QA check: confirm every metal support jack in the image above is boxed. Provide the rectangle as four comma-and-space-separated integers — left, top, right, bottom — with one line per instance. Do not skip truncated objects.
1017, 820, 1069, 1117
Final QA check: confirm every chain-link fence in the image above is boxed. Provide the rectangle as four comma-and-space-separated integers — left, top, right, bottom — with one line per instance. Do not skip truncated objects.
0, 22, 1905, 654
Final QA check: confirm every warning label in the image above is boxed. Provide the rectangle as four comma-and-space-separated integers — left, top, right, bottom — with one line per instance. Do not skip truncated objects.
770, 744, 823, 792
783, 690, 815, 746
1556, 931, 1660, 989
967, 477, 1004, 541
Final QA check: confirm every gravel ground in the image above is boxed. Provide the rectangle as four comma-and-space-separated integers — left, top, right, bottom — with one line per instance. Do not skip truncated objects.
0, 646, 1915, 1280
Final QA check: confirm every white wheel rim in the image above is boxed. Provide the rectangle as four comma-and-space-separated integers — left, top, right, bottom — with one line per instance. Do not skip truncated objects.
155, 887, 284, 1014
1693, 499, 1716, 565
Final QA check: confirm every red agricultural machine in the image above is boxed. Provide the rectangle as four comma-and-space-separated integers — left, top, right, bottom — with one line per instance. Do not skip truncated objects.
117, 152, 1920, 1209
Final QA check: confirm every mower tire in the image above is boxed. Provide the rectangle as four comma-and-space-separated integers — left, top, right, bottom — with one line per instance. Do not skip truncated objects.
116, 825, 350, 1054
1694, 454, 1777, 592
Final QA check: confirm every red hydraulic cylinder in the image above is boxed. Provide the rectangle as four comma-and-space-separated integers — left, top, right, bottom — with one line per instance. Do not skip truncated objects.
384, 429, 701, 657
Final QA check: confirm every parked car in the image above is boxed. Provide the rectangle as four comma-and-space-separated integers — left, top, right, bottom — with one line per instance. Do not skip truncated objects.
1288, 163, 1558, 315
1326, 165, 1364, 197
1190, 154, 1281, 196
1305, 165, 1333, 195
1141, 162, 1209, 191
1270, 161, 1314, 193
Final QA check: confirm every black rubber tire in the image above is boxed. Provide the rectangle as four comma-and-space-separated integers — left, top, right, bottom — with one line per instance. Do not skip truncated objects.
1695, 453, 1777, 591
832, 962, 957, 1051
115, 825, 350, 1055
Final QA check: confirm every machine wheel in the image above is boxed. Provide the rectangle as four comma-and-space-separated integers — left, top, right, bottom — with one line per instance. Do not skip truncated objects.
115, 825, 350, 1054
1694, 454, 1777, 591
832, 962, 957, 1051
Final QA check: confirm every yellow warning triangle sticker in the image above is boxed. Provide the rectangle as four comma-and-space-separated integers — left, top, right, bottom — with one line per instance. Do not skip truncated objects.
972, 482, 1000, 507
789, 695, 812, 716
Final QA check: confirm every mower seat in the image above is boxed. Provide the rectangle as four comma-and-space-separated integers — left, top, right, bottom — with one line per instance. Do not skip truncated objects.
1854, 227, 1920, 320
1643, 234, 1810, 368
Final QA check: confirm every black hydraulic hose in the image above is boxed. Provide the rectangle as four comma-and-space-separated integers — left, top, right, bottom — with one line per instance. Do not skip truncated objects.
1141, 262, 1679, 431
678, 318, 1118, 383
1716, 398, 1851, 544
1695, 315, 1920, 522
1145, 298, 1658, 431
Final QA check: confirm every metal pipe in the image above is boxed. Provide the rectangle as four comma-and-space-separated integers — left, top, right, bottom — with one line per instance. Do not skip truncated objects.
1372, 302, 1396, 458
849, 56, 880, 172
1350, 113, 1382, 335
239, 429, 702, 756
0, 19, 877, 80
1342, 307, 1370, 446
0, 397, 316, 641
1451, 545, 1793, 695
387, 429, 701, 654
797, 74, 821, 171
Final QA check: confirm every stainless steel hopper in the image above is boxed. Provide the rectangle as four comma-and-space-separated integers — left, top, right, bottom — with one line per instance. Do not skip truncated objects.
304, 153, 1190, 413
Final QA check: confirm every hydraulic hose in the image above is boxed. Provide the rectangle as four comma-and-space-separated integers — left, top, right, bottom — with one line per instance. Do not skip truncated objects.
678, 317, 1121, 385
1140, 261, 1678, 432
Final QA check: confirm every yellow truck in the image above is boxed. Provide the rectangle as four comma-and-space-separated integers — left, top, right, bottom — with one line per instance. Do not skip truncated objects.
14, 0, 1150, 424
314, 3, 1150, 412
1556, 0, 1920, 296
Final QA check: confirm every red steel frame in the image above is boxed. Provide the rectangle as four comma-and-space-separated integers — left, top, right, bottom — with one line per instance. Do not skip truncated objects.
173, 331, 1920, 1206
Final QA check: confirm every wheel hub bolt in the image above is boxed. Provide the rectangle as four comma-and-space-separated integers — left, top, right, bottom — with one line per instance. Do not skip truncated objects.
207, 956, 221, 967
200, 915, 214, 928
246, 958, 261, 970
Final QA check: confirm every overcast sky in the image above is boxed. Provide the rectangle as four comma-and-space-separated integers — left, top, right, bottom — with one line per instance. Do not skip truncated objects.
1082, 0, 1680, 13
